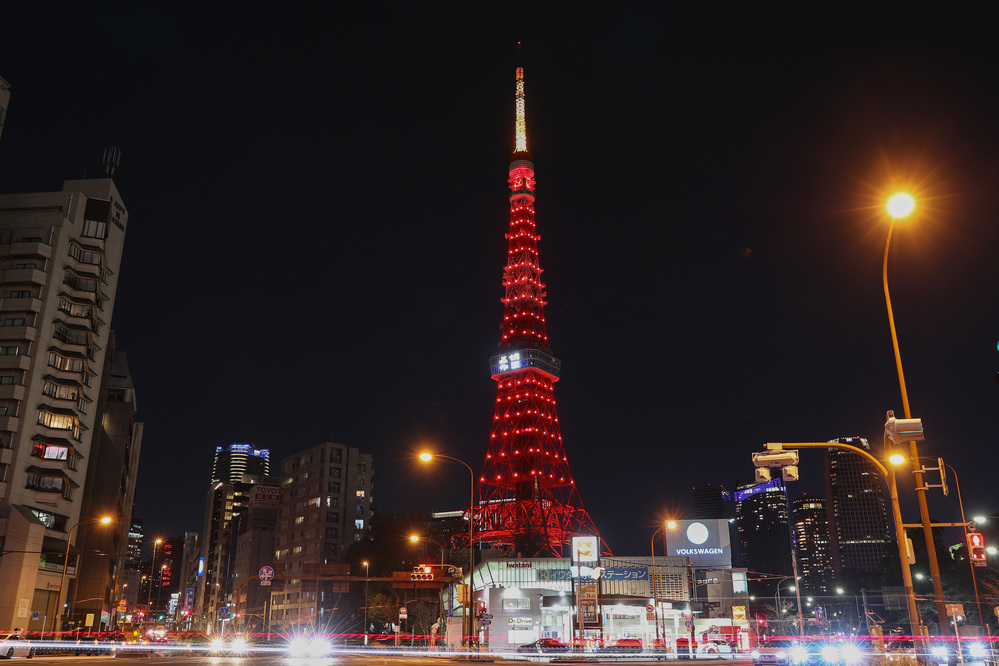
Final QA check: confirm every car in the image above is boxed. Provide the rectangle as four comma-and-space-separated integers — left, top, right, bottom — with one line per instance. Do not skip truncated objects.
751, 639, 811, 666
927, 639, 992, 666
0, 634, 34, 660
286, 635, 333, 659
676, 637, 698, 659
517, 638, 571, 654
599, 638, 643, 653
699, 638, 734, 656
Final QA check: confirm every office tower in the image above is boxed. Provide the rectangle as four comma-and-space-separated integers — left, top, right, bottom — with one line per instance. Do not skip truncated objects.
475, 60, 600, 558
212, 442, 270, 484
0, 178, 129, 633
270, 442, 372, 629
735, 478, 794, 589
791, 496, 833, 594
70, 342, 144, 632
232, 482, 279, 632
196, 442, 272, 624
825, 436, 892, 575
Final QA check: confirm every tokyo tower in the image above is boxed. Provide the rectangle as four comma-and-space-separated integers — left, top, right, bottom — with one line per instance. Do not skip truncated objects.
471, 58, 603, 558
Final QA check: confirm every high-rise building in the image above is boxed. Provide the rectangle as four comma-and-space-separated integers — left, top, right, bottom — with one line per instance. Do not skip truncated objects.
791, 496, 833, 594
474, 60, 600, 558
212, 443, 269, 484
824, 436, 892, 576
127, 518, 144, 566
70, 341, 143, 632
735, 478, 793, 590
0, 178, 130, 633
232, 482, 279, 632
270, 442, 372, 630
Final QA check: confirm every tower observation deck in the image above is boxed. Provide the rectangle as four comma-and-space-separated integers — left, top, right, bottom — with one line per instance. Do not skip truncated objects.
469, 59, 603, 558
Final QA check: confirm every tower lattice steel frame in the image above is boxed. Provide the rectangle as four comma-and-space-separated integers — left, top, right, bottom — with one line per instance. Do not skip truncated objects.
466, 61, 603, 558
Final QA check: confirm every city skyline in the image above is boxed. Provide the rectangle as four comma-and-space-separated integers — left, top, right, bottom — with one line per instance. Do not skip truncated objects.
2, 5, 998, 556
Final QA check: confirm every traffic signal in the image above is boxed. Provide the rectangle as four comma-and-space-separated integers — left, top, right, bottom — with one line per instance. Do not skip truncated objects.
411, 565, 434, 581
885, 415, 924, 444
967, 532, 987, 567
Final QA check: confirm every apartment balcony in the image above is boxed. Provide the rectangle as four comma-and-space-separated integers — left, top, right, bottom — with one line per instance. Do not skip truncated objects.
0, 326, 37, 342
0, 297, 43, 313
0, 384, 26, 401
0, 415, 21, 432
0, 355, 31, 371
1, 268, 48, 287
8, 240, 53, 259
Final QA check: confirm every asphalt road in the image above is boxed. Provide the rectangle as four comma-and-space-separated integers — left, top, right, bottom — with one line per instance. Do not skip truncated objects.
3, 653, 749, 665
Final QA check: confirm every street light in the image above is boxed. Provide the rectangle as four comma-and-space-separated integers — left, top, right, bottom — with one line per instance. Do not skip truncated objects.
362, 561, 369, 646
882, 191, 949, 629
146, 539, 163, 618
650, 520, 678, 645
54, 515, 112, 636
419, 451, 475, 647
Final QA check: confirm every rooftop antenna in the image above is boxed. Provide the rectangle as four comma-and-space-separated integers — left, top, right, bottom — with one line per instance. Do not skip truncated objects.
102, 145, 121, 177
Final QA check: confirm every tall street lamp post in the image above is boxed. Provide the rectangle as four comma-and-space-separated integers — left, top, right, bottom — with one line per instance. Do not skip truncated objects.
882, 192, 949, 629
362, 561, 369, 646
54, 516, 112, 636
146, 539, 163, 620
419, 452, 475, 648
650, 520, 677, 645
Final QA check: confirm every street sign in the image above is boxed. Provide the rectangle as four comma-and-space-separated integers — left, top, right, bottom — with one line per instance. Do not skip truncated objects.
646, 604, 655, 613
480, 619, 491, 626
219, 606, 231, 618
685, 620, 693, 628
482, 614, 493, 620
946, 604, 964, 617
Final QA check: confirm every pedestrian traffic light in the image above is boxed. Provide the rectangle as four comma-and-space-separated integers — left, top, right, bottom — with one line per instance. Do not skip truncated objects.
967, 532, 987, 567
885, 415, 924, 443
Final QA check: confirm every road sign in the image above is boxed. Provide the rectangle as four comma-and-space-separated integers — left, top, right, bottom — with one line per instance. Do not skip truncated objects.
685, 620, 693, 629
480, 619, 491, 626
219, 606, 231, 618
482, 614, 493, 620
646, 604, 655, 613
946, 604, 965, 617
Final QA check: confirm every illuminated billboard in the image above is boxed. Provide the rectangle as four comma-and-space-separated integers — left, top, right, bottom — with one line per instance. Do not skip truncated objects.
667, 519, 732, 568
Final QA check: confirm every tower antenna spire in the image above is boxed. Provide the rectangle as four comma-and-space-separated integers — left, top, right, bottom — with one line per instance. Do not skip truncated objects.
514, 44, 528, 155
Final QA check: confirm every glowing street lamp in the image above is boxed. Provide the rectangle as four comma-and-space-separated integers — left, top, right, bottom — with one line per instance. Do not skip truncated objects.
55, 516, 112, 635
419, 451, 475, 647
362, 561, 369, 645
881, 191, 949, 629
650, 520, 679, 648
410, 535, 446, 565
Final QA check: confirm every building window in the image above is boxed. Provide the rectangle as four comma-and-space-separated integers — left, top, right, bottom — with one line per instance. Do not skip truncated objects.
326, 496, 339, 508
0, 345, 22, 356
14, 263, 36, 269
356, 476, 365, 487
25, 471, 66, 492
42, 380, 80, 401
358, 462, 366, 473
81, 219, 107, 239
9, 290, 31, 298
355, 504, 364, 515
331, 467, 341, 478
354, 520, 364, 530
37, 409, 81, 439
32, 442, 70, 461
503, 598, 531, 610
1, 318, 25, 327
328, 482, 340, 493
326, 512, 339, 522
0, 376, 13, 385
356, 490, 365, 498
47, 351, 86, 374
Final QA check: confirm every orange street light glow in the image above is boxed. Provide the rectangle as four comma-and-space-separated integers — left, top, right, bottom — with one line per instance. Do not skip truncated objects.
887, 193, 915, 219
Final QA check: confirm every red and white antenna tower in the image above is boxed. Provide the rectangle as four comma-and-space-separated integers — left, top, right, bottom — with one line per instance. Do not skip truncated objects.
467, 53, 605, 558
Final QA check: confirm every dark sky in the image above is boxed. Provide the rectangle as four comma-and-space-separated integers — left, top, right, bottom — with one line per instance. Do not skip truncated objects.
2, 3, 998, 556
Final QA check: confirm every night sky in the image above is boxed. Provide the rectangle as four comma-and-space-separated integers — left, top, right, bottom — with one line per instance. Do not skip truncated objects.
2, 4, 998, 556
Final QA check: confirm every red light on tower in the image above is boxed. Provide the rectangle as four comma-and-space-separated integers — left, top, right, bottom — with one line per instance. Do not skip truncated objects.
967, 532, 987, 566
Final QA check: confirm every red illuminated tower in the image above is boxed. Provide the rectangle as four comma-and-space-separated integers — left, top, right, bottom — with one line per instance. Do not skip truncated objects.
473, 60, 603, 558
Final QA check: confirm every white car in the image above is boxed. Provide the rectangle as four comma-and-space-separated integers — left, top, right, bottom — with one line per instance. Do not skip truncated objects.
0, 634, 35, 659
699, 639, 734, 656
